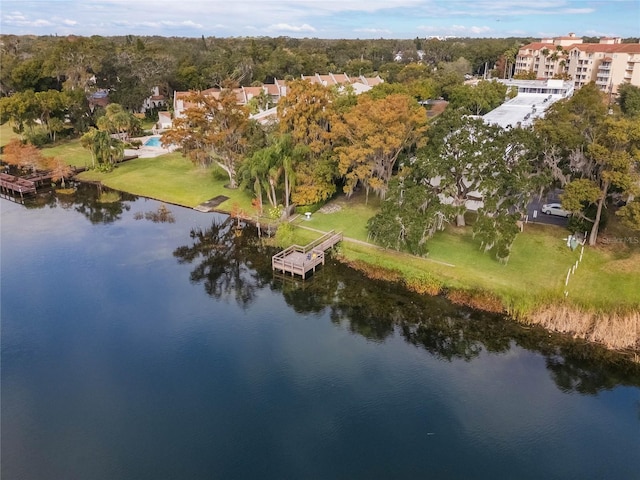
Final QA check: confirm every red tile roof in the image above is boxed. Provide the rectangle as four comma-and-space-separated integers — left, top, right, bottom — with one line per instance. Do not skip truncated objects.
571, 43, 640, 54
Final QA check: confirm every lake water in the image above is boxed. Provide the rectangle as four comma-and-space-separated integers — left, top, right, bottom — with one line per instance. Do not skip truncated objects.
2, 186, 639, 480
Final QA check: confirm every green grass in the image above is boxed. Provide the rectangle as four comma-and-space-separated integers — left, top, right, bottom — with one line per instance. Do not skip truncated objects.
0, 122, 19, 148
41, 138, 93, 168
286, 191, 640, 312
339, 225, 639, 311
292, 192, 381, 241
77, 152, 255, 209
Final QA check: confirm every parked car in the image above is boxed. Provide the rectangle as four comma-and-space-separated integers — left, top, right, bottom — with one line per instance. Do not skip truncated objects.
541, 203, 571, 217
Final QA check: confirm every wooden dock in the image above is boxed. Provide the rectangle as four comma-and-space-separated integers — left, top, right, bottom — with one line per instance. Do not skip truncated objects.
0, 167, 86, 200
272, 230, 343, 278
0, 173, 37, 198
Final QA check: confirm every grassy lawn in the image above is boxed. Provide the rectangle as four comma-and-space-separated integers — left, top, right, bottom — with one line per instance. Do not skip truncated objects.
77, 151, 255, 210
41, 138, 93, 168
0, 122, 19, 148
289, 191, 640, 312
292, 191, 381, 241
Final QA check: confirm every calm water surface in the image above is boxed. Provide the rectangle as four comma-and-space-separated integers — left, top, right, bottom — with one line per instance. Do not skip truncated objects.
2, 186, 639, 479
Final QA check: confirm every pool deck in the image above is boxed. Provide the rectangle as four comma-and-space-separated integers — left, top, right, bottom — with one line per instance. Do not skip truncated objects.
124, 136, 177, 158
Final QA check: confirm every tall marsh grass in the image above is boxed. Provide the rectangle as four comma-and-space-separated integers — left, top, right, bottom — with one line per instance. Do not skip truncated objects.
526, 305, 639, 351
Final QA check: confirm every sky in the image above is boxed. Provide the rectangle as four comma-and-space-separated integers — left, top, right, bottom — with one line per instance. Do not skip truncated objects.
1, 0, 639, 39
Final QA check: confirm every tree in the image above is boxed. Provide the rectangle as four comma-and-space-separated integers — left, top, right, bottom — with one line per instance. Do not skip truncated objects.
2, 139, 47, 172
333, 93, 427, 201
513, 70, 537, 80
367, 112, 542, 262
418, 112, 506, 227
246, 89, 273, 114
34, 89, 69, 141
367, 169, 447, 255
448, 80, 508, 115
616, 200, 640, 231
43, 36, 104, 91
96, 103, 141, 141
240, 141, 281, 213
396, 62, 431, 83
618, 84, 640, 118
537, 83, 640, 245
495, 44, 520, 79
561, 117, 640, 245
471, 127, 546, 262
162, 89, 251, 188
80, 128, 124, 171
46, 156, 74, 188
277, 79, 337, 205
0, 90, 39, 139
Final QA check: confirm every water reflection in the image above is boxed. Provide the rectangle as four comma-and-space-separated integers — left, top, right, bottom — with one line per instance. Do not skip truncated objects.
173, 217, 271, 308
172, 220, 640, 393
133, 204, 176, 223
21, 183, 137, 224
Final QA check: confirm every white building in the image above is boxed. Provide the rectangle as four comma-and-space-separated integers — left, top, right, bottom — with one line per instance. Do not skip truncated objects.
515, 33, 640, 95
482, 79, 574, 129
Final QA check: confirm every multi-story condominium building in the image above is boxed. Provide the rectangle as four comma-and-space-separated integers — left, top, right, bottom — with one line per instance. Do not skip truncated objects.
514, 33, 640, 95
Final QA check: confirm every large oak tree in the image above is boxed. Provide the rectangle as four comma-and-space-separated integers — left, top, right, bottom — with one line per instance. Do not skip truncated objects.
333, 93, 427, 202
277, 79, 337, 205
163, 90, 251, 188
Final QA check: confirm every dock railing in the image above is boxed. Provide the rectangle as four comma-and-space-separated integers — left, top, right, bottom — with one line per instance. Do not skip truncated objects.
272, 230, 343, 277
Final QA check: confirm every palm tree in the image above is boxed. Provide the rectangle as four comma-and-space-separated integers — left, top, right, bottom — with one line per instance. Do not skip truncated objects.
80, 128, 98, 169
93, 130, 114, 167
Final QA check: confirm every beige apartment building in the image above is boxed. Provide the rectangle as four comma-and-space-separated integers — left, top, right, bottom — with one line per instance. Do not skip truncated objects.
514, 33, 640, 95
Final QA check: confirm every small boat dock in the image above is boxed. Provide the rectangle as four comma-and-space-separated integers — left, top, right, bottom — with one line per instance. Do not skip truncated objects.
272, 230, 343, 278
0, 173, 37, 198
0, 167, 87, 200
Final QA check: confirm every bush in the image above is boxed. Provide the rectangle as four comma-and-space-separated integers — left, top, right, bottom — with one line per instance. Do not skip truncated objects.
274, 222, 295, 247
24, 130, 51, 147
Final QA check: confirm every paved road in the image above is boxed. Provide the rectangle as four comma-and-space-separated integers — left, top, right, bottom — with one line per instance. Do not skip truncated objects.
526, 190, 570, 227
526, 198, 569, 227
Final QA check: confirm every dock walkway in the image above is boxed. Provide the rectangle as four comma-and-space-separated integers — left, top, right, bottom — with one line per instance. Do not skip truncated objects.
272, 230, 343, 278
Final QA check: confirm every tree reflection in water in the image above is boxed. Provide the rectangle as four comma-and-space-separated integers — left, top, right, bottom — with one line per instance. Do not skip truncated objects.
174, 220, 640, 393
173, 216, 271, 308
20, 182, 137, 223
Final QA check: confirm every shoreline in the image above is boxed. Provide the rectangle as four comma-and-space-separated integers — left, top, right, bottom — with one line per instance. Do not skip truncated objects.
70, 176, 640, 358
339, 256, 640, 359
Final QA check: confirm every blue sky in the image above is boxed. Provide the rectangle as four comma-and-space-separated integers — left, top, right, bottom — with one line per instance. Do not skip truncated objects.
1, 0, 638, 39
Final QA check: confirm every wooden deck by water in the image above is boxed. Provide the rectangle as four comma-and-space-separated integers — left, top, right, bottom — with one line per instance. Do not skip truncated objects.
0, 167, 86, 200
0, 173, 37, 198
272, 230, 343, 278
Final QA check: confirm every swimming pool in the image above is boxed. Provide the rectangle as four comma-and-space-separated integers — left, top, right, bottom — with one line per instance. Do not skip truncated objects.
144, 136, 162, 147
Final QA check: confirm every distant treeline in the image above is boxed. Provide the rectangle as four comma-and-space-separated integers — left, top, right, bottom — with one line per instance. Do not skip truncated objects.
1, 34, 538, 96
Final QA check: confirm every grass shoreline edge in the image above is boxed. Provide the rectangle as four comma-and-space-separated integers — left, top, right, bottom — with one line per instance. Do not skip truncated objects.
71, 156, 639, 358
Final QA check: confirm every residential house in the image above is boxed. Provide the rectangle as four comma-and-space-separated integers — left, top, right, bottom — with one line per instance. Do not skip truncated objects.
171, 73, 384, 125
140, 86, 167, 113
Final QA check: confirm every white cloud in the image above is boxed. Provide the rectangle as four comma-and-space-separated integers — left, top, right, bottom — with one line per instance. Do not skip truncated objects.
0, 0, 636, 39
267, 23, 316, 33
418, 24, 492, 36
354, 28, 393, 34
